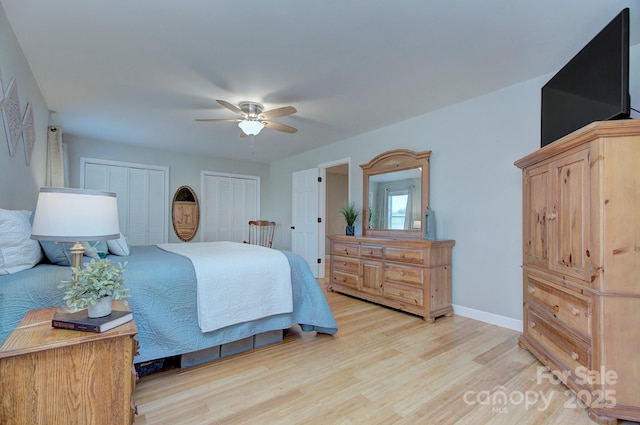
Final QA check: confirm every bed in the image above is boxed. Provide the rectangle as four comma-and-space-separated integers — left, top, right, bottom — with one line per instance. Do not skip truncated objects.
0, 240, 338, 366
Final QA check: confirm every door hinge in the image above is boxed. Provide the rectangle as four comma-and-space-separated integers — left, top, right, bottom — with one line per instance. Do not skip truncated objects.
317, 217, 322, 223
317, 177, 322, 183
317, 258, 322, 264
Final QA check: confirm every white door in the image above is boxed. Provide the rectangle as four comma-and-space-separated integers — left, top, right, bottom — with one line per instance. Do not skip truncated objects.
292, 168, 321, 278
81, 158, 169, 245
201, 172, 259, 242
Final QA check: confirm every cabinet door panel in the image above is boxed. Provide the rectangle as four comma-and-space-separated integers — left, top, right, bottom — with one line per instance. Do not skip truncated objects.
551, 149, 591, 281
361, 261, 383, 295
524, 164, 551, 268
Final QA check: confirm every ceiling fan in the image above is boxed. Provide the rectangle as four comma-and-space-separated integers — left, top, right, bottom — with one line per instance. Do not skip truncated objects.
196, 100, 297, 136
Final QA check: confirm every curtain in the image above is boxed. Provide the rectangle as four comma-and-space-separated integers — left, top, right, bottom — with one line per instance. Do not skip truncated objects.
46, 126, 64, 187
403, 185, 415, 229
375, 187, 389, 229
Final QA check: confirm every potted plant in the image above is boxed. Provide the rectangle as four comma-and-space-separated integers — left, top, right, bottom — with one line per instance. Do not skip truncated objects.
60, 259, 129, 318
339, 202, 360, 236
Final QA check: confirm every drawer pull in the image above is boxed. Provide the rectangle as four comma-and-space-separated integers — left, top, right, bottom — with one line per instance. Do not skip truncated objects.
552, 305, 560, 314
528, 286, 536, 294
571, 307, 580, 316
342, 261, 347, 266
529, 321, 536, 329
571, 352, 579, 361
400, 271, 405, 276
368, 250, 373, 255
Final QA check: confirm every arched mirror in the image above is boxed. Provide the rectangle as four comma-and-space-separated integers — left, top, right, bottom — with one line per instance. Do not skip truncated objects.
362, 149, 430, 239
172, 185, 199, 242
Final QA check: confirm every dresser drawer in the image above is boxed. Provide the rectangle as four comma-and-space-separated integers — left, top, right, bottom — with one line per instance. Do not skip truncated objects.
332, 242, 359, 257
361, 245, 383, 259
385, 247, 425, 265
331, 256, 360, 273
383, 281, 424, 307
525, 273, 591, 337
331, 270, 359, 288
526, 307, 590, 370
385, 264, 423, 286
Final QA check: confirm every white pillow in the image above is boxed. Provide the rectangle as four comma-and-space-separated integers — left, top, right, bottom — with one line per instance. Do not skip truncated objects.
0, 209, 43, 274
107, 233, 130, 256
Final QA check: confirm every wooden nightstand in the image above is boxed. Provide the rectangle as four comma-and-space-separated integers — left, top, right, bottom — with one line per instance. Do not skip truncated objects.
0, 302, 138, 425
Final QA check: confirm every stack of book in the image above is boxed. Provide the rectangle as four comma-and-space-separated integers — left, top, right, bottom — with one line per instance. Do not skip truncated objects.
52, 308, 133, 333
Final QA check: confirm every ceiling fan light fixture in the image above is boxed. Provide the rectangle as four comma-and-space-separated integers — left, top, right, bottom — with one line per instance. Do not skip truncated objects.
238, 120, 265, 136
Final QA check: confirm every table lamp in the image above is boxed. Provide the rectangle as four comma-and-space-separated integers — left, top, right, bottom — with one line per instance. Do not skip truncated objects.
30, 187, 120, 276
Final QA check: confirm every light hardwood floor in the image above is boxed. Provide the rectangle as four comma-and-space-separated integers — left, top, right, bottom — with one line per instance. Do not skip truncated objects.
133, 276, 637, 425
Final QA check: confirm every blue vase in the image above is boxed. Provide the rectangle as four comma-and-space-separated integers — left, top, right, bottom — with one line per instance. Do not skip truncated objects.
423, 208, 436, 240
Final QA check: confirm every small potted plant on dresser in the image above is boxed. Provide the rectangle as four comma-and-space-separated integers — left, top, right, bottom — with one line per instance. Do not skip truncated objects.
339, 202, 360, 236
60, 259, 129, 317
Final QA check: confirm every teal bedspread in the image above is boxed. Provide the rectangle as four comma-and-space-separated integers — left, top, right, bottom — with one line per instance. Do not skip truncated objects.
0, 245, 337, 363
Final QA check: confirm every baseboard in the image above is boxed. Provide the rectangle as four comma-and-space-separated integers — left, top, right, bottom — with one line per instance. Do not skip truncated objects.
452, 304, 523, 332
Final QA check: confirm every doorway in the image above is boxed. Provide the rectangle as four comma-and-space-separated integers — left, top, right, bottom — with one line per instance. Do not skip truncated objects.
321, 159, 350, 269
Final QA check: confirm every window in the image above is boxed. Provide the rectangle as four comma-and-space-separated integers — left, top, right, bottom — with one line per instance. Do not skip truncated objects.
388, 190, 408, 229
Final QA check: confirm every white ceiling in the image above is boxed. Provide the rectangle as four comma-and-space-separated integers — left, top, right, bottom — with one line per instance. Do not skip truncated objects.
2, 0, 637, 163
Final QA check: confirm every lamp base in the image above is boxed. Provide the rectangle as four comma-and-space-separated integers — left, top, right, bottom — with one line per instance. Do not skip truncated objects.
70, 241, 84, 278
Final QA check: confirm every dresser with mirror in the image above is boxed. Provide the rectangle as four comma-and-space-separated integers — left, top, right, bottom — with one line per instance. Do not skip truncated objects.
328, 149, 455, 322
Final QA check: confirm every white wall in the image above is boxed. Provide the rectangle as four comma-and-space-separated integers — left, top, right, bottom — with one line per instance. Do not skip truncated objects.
65, 135, 270, 243
0, 5, 50, 209
268, 43, 640, 324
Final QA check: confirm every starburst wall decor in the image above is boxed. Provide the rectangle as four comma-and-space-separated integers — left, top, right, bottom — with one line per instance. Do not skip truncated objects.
22, 103, 35, 165
2, 78, 22, 158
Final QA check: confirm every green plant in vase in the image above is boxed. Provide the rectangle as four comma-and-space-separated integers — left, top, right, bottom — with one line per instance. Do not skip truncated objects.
339, 202, 360, 236
60, 259, 129, 317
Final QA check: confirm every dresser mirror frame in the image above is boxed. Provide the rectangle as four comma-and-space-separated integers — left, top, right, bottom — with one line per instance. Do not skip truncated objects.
171, 185, 200, 242
361, 149, 431, 239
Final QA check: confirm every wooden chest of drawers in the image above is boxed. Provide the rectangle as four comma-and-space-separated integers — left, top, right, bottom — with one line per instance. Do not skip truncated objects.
328, 235, 454, 322
515, 120, 640, 424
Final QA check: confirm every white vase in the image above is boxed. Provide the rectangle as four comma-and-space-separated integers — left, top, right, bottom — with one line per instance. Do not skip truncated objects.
88, 296, 112, 318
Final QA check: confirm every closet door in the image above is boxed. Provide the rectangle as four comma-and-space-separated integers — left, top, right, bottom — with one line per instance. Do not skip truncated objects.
81, 158, 168, 245
201, 172, 259, 243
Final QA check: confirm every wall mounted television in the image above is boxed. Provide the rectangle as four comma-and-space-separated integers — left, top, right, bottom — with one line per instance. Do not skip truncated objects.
540, 8, 630, 148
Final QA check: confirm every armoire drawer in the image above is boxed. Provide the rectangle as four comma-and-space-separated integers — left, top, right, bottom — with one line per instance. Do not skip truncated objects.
384, 281, 424, 307
385, 247, 425, 265
332, 242, 359, 257
331, 256, 360, 273
385, 264, 423, 286
331, 270, 359, 288
526, 307, 590, 370
361, 245, 384, 259
525, 273, 591, 337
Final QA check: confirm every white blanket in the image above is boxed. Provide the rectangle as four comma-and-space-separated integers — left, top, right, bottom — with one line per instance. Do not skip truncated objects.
156, 242, 292, 333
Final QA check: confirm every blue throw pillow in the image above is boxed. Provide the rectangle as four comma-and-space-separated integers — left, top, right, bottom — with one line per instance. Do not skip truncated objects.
39, 241, 74, 266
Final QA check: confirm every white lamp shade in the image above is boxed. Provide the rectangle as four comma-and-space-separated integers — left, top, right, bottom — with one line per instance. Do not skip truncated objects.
238, 120, 265, 136
30, 187, 120, 241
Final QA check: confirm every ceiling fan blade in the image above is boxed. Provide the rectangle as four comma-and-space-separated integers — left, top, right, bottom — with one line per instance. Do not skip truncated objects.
264, 121, 297, 134
195, 118, 240, 122
216, 99, 244, 115
260, 106, 297, 120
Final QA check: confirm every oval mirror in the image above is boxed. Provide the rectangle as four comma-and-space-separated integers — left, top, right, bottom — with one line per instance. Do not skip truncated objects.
172, 185, 199, 242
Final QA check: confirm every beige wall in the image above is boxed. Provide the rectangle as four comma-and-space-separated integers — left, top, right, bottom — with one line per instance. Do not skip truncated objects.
325, 171, 348, 254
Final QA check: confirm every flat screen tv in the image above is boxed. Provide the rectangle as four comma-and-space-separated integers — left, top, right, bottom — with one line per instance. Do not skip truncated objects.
541, 8, 630, 147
